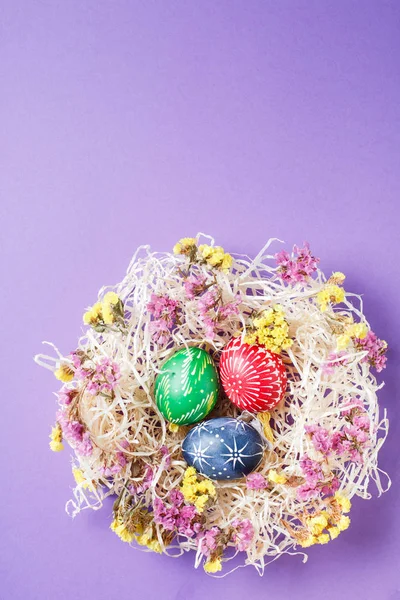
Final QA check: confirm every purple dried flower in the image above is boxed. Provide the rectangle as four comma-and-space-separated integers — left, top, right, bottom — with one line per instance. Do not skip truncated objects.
246, 472, 268, 490
275, 242, 319, 285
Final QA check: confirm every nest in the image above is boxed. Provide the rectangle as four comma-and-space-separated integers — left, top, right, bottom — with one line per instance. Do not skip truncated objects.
35, 234, 390, 576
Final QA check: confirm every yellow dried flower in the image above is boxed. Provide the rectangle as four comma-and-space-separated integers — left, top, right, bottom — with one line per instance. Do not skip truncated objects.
168, 423, 180, 433
337, 322, 368, 351
73, 468, 92, 490
54, 364, 74, 383
110, 519, 135, 543
103, 291, 119, 305
83, 302, 103, 325
49, 425, 64, 453
136, 530, 162, 553
180, 467, 216, 513
267, 469, 287, 485
316, 284, 345, 312
204, 557, 222, 573
173, 237, 197, 255
334, 492, 351, 513
299, 534, 316, 548
327, 526, 340, 540
198, 244, 233, 272
337, 515, 351, 532
102, 303, 115, 325
245, 304, 292, 353
329, 272, 346, 285
316, 533, 330, 545
336, 333, 351, 351
307, 512, 328, 535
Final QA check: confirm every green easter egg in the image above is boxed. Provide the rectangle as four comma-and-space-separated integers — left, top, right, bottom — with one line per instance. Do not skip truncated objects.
154, 347, 219, 425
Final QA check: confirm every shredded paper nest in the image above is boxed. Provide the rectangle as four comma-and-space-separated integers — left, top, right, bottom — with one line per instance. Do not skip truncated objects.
35, 234, 390, 576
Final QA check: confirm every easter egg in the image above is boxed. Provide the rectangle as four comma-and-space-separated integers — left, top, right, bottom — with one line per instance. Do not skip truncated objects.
219, 337, 287, 412
154, 347, 219, 425
182, 417, 264, 480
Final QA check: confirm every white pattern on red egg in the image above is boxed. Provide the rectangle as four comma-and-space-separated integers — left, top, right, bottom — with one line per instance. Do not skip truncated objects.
219, 337, 287, 411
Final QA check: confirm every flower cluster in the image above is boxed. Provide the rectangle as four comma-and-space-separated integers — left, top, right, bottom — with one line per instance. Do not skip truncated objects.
173, 237, 197, 257
231, 519, 254, 551
316, 283, 345, 312
355, 330, 388, 372
297, 455, 339, 501
183, 273, 207, 299
73, 468, 93, 489
198, 244, 232, 272
76, 356, 121, 396
197, 288, 240, 339
304, 399, 371, 465
153, 489, 201, 537
275, 242, 319, 284
54, 363, 74, 383
246, 472, 268, 490
245, 304, 292, 353
173, 237, 233, 273
49, 423, 64, 452
322, 351, 349, 375
57, 409, 93, 456
147, 293, 179, 345
83, 292, 125, 331
290, 493, 351, 548
180, 467, 216, 513
336, 321, 368, 350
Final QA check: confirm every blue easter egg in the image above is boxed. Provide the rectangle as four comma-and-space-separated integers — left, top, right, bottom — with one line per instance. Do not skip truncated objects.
182, 417, 265, 481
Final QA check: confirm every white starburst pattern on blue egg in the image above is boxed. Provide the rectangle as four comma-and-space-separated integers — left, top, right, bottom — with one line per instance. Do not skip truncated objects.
182, 417, 265, 481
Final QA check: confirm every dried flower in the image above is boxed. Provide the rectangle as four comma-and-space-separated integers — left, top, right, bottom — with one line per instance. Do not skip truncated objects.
173, 237, 197, 256
322, 351, 349, 375
275, 242, 319, 284
73, 468, 92, 489
198, 244, 233, 272
316, 284, 345, 312
153, 489, 201, 538
268, 470, 287, 484
180, 467, 216, 513
147, 293, 179, 345
354, 330, 388, 372
198, 527, 221, 557
231, 519, 254, 551
83, 294, 124, 330
245, 304, 292, 353
328, 272, 346, 285
54, 363, 74, 383
204, 557, 222, 573
246, 472, 268, 490
49, 423, 63, 452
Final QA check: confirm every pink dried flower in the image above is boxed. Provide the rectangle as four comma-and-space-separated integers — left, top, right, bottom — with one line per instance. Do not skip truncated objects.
246, 472, 268, 490
300, 455, 324, 486
57, 387, 75, 405
183, 274, 207, 299
147, 293, 179, 344
160, 445, 171, 468
322, 351, 349, 375
231, 519, 254, 551
275, 242, 319, 285
198, 527, 220, 557
355, 331, 388, 372
76, 432, 93, 456
130, 466, 153, 495
305, 424, 332, 455
153, 489, 201, 538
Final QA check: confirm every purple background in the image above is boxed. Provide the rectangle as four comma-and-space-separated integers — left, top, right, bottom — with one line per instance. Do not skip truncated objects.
1, 2, 399, 599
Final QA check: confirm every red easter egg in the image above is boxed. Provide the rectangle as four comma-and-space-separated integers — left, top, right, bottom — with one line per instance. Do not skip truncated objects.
219, 337, 287, 412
